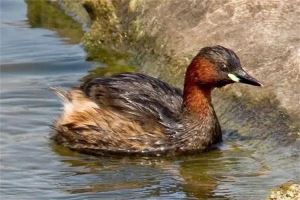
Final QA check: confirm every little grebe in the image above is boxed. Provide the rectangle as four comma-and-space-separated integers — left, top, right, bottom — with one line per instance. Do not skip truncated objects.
53, 45, 262, 156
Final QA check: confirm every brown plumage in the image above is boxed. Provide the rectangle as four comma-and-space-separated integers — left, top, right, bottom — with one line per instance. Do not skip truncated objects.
53, 45, 262, 156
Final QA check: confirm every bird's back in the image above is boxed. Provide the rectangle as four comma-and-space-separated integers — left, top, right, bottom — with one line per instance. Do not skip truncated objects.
81, 73, 183, 128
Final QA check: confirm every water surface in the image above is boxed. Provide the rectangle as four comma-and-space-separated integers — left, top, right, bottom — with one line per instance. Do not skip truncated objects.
0, 1, 299, 200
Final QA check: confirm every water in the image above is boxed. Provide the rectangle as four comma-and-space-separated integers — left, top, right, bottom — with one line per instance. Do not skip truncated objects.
0, 1, 299, 200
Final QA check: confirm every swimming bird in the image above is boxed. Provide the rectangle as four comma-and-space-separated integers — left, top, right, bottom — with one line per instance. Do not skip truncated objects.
53, 45, 262, 156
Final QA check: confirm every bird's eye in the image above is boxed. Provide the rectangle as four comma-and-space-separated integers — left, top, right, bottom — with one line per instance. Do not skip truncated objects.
221, 64, 227, 69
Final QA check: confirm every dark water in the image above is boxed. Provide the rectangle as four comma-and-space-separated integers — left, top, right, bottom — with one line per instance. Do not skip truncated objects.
1, 1, 299, 200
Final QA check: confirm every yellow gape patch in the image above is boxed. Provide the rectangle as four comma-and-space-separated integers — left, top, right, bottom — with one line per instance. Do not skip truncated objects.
228, 73, 240, 82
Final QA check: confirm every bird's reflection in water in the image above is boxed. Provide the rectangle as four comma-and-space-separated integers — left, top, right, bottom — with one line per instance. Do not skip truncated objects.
51, 143, 232, 199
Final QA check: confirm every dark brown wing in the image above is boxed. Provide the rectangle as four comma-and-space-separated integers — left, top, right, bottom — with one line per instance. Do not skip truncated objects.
80, 73, 183, 133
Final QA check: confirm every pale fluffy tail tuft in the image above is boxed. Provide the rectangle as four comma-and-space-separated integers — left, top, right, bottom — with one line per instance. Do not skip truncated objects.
50, 87, 71, 103
50, 87, 76, 117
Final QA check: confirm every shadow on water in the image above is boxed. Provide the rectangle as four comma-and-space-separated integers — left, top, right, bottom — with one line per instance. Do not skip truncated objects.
1, 0, 299, 200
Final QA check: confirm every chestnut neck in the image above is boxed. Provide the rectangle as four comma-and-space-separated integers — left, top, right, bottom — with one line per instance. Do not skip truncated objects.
183, 82, 212, 115
182, 57, 214, 117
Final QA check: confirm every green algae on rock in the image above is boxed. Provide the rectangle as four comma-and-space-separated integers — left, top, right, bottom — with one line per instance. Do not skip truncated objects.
48, 0, 91, 30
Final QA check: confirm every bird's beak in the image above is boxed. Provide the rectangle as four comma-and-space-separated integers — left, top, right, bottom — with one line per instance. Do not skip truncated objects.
228, 69, 263, 87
